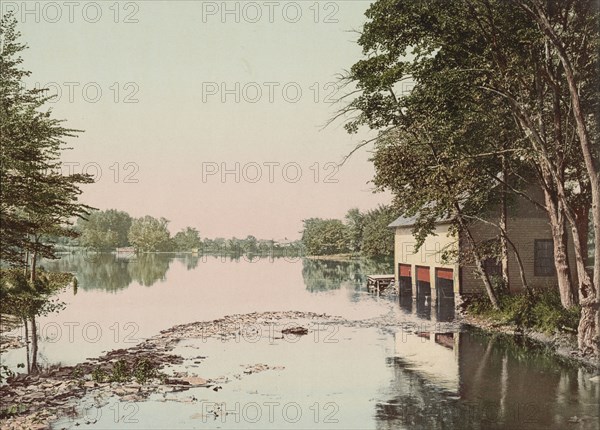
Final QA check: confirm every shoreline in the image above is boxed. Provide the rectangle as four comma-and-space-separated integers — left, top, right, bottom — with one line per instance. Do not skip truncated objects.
457, 313, 600, 371
305, 254, 359, 261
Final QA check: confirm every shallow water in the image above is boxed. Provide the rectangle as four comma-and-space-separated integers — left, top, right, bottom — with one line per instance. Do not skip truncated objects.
3, 254, 599, 429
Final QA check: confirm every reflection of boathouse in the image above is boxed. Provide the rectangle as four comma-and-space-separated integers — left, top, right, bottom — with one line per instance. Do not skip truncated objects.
382, 328, 599, 429
393, 329, 460, 394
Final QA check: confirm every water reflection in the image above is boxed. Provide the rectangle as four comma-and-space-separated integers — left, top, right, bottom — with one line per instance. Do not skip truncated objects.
301, 258, 393, 292
3, 256, 597, 430
415, 295, 432, 320
43, 253, 175, 290
435, 298, 455, 323
45, 254, 395, 293
399, 294, 413, 314
379, 330, 600, 430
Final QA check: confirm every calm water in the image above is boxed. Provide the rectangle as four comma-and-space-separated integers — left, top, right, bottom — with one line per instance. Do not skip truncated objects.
2, 254, 599, 429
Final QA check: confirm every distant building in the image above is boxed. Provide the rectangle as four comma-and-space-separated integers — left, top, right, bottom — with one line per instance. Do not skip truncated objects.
115, 247, 136, 254
389, 188, 578, 305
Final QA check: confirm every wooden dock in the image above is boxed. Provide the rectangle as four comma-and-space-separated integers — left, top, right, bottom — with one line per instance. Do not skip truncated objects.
366, 275, 396, 295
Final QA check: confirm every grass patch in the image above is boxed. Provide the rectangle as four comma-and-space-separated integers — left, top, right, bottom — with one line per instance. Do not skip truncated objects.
91, 358, 163, 384
466, 288, 580, 334
0, 403, 28, 419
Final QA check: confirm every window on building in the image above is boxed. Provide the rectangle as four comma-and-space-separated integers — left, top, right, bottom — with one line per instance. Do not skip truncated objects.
534, 239, 555, 276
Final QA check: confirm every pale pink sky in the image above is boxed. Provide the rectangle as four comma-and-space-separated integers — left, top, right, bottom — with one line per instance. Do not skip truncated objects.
6, 0, 389, 239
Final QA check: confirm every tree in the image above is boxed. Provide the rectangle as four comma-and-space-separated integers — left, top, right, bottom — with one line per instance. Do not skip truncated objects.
78, 209, 133, 251
243, 235, 258, 254
345, 208, 366, 253
1, 14, 93, 372
341, 0, 598, 353
128, 216, 171, 252
301, 218, 350, 256
0, 269, 72, 373
0, 13, 92, 272
361, 205, 396, 258
172, 227, 201, 251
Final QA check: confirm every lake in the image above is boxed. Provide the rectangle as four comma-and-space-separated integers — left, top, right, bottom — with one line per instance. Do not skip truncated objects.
2, 254, 599, 429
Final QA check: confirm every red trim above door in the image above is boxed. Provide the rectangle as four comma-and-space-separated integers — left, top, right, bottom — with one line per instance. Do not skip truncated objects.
399, 264, 411, 278
436, 268, 454, 280
416, 266, 430, 282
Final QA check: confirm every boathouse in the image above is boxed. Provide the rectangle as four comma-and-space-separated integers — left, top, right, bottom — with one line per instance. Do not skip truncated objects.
389, 190, 579, 304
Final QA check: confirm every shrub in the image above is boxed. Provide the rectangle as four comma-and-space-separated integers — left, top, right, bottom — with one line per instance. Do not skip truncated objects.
466, 287, 580, 334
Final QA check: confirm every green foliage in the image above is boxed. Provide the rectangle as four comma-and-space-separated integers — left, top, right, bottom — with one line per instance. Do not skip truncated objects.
128, 216, 171, 252
91, 358, 161, 384
343, 0, 598, 310
172, 227, 202, 252
0, 268, 71, 318
361, 205, 396, 258
132, 358, 159, 383
301, 207, 395, 257
0, 13, 93, 266
301, 218, 350, 256
467, 288, 581, 334
91, 367, 108, 383
0, 402, 27, 419
77, 209, 133, 251
344, 208, 365, 253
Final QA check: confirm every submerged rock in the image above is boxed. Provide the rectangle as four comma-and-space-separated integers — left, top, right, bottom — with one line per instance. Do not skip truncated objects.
281, 326, 309, 336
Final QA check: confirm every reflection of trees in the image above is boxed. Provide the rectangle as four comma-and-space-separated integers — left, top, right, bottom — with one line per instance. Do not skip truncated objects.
42, 254, 132, 291
177, 254, 200, 270
376, 331, 599, 430
127, 254, 171, 286
42, 253, 173, 290
302, 258, 393, 292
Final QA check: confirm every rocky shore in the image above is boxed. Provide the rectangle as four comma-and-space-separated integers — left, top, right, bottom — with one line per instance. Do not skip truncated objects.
0, 311, 344, 430
2, 309, 598, 429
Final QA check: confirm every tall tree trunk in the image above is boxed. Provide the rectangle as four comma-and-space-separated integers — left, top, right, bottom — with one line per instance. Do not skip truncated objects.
500, 152, 510, 291
30, 249, 37, 284
23, 250, 29, 278
30, 315, 39, 374
574, 204, 590, 265
23, 317, 30, 374
569, 219, 599, 355
528, 0, 600, 352
458, 212, 500, 309
552, 170, 597, 354
574, 203, 590, 299
543, 186, 576, 308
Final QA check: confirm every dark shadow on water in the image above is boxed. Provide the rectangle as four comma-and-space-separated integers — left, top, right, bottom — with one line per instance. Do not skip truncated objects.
399, 294, 413, 314
376, 330, 600, 430
434, 298, 455, 322
415, 294, 431, 320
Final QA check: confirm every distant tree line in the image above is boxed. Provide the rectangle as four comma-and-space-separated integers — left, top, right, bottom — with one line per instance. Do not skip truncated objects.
301, 205, 396, 258
75, 209, 302, 255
